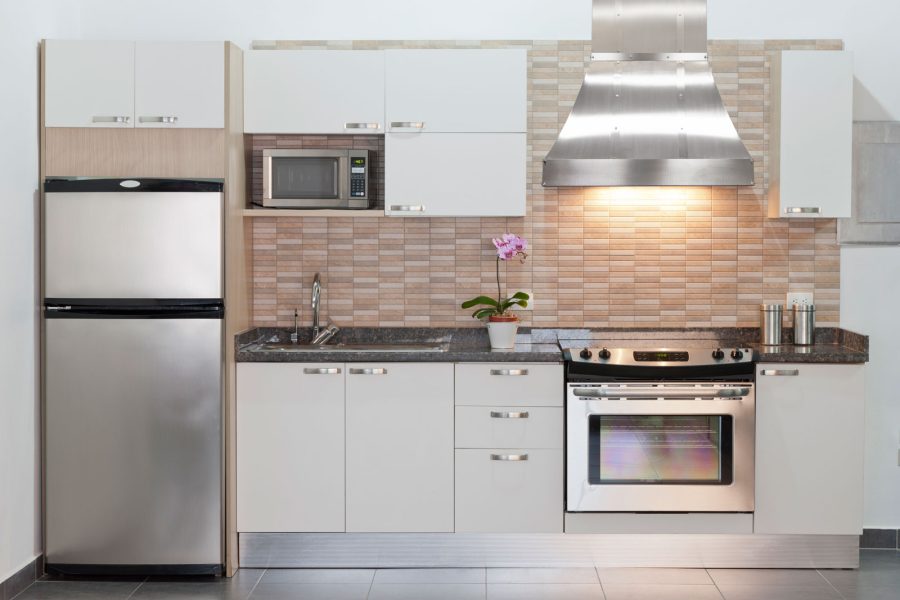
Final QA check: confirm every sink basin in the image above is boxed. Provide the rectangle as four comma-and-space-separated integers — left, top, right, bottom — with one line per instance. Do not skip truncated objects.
253, 342, 449, 353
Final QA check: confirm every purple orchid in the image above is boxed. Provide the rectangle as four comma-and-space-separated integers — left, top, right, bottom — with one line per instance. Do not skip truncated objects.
461, 234, 531, 320
492, 233, 528, 262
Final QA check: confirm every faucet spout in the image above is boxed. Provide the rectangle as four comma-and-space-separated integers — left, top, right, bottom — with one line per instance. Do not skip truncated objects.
311, 273, 322, 338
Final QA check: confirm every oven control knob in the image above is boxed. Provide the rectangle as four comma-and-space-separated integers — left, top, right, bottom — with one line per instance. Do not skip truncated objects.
730, 349, 744, 360
599, 348, 612, 360
712, 348, 725, 360
579, 348, 593, 359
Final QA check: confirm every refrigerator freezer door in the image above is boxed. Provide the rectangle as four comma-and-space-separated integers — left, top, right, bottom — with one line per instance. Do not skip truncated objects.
45, 317, 222, 566
44, 191, 223, 298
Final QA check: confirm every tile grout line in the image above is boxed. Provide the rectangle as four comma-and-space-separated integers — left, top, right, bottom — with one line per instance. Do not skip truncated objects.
123, 576, 148, 600
365, 568, 375, 600
245, 568, 266, 599
705, 569, 728, 600
816, 569, 849, 600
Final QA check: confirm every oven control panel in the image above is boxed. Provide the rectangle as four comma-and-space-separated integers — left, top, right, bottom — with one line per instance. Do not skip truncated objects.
564, 347, 755, 368
633, 351, 689, 362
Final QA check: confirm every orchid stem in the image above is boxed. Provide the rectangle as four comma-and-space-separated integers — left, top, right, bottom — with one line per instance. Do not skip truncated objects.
496, 256, 502, 315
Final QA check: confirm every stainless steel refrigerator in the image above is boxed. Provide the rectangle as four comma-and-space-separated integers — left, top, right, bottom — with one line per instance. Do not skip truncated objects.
43, 178, 224, 575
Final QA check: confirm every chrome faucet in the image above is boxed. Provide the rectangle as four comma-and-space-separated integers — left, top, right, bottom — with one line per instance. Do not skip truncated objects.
311, 272, 322, 339
290, 308, 299, 344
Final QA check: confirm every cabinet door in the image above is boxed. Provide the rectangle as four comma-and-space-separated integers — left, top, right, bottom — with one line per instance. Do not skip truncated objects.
244, 50, 385, 134
754, 364, 865, 534
237, 363, 345, 532
456, 449, 563, 533
135, 42, 224, 129
346, 363, 454, 532
44, 40, 135, 128
769, 51, 853, 218
385, 49, 527, 133
385, 133, 526, 217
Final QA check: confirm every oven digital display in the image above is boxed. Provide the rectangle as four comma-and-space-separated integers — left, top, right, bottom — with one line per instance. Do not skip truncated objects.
633, 351, 689, 362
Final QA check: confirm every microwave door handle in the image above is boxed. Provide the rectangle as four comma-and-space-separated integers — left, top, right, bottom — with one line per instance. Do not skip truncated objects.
337, 154, 348, 201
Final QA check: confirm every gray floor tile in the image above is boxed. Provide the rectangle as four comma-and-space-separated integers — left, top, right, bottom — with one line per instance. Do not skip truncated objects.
373, 569, 485, 584
487, 583, 605, 600
602, 584, 722, 600
248, 583, 370, 600
487, 568, 599, 584
10, 581, 142, 600
598, 568, 713, 585
715, 584, 842, 600
259, 569, 374, 584
369, 583, 486, 600
821, 551, 900, 598
832, 587, 900, 600
707, 569, 832, 587
129, 582, 250, 600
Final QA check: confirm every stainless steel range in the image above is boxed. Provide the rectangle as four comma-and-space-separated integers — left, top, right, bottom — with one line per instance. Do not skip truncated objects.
565, 345, 755, 513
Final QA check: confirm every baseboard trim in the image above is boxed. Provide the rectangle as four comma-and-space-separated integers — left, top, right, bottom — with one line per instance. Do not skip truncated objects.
240, 533, 860, 569
860, 528, 900, 549
0, 555, 42, 600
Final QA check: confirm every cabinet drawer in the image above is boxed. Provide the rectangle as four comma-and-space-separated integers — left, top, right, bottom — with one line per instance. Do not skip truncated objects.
455, 449, 563, 533
455, 364, 562, 406
455, 406, 562, 449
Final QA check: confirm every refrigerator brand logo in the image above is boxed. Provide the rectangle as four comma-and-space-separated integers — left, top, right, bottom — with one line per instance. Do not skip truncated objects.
119, 180, 141, 188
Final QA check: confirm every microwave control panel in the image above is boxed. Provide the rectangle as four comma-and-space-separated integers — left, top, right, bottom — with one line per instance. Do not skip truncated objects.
350, 156, 368, 198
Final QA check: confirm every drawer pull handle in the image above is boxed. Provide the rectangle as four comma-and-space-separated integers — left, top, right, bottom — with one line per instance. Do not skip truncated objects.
349, 368, 388, 375
490, 411, 529, 419
785, 207, 820, 214
303, 367, 341, 375
390, 121, 425, 129
138, 115, 179, 124
390, 205, 426, 213
344, 122, 381, 130
92, 115, 131, 124
490, 453, 528, 461
490, 369, 529, 376
759, 369, 799, 376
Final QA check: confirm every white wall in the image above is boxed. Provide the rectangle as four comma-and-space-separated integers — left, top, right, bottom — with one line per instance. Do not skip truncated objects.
1, 4, 897, 577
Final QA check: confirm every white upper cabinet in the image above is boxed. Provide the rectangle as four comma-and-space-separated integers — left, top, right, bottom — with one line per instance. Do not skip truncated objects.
44, 40, 224, 129
769, 51, 854, 218
45, 40, 135, 128
385, 132, 526, 217
754, 363, 865, 535
385, 49, 527, 133
134, 42, 224, 128
244, 50, 385, 134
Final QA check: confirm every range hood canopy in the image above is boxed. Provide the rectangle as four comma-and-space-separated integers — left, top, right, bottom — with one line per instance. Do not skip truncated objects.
542, 0, 754, 187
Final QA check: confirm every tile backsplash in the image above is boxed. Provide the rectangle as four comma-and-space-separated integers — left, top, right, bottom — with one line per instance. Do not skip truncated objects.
250, 39, 842, 328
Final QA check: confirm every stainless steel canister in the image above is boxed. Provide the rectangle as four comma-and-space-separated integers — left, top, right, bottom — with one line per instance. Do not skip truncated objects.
760, 304, 783, 345
793, 304, 816, 345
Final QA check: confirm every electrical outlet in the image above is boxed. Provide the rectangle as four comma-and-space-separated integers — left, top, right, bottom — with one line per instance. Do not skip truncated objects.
519, 289, 534, 311
786, 292, 814, 307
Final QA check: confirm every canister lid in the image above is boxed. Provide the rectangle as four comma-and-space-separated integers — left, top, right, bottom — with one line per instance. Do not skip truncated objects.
793, 304, 816, 312
760, 303, 783, 311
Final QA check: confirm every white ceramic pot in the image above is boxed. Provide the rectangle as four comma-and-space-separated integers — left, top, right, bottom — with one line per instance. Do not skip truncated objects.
487, 318, 518, 349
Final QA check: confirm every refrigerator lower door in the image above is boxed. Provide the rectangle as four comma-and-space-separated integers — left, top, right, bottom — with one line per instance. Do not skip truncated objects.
44, 190, 223, 299
45, 317, 222, 570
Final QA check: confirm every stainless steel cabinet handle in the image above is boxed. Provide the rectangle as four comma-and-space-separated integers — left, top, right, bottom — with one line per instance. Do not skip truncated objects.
573, 387, 750, 398
390, 121, 425, 129
490, 369, 529, 376
138, 116, 179, 124
389, 205, 426, 212
344, 122, 381, 129
490, 411, 529, 419
45, 305, 72, 311
92, 115, 131, 124
490, 453, 529, 461
303, 367, 341, 375
759, 369, 800, 376
349, 368, 388, 375
784, 207, 820, 214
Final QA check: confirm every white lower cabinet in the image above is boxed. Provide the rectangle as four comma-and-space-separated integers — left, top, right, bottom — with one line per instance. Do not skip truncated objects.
346, 363, 454, 532
236, 363, 345, 533
754, 363, 866, 535
455, 449, 563, 533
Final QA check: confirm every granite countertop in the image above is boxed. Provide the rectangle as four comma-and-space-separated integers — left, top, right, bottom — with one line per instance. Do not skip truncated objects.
236, 326, 868, 364
236, 327, 563, 363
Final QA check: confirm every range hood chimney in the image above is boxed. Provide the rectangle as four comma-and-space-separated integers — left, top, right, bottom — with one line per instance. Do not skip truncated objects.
542, 0, 754, 187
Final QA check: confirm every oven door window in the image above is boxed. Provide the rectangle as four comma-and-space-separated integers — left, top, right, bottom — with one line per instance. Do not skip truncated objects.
588, 415, 733, 485
272, 157, 339, 199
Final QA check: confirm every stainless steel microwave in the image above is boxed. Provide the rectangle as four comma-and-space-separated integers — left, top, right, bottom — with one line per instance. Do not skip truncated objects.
259, 148, 371, 209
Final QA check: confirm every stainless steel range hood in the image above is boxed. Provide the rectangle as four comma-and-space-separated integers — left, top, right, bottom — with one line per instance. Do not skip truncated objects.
542, 0, 754, 187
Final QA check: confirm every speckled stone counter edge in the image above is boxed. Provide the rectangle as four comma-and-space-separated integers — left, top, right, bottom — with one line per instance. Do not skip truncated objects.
236, 326, 868, 364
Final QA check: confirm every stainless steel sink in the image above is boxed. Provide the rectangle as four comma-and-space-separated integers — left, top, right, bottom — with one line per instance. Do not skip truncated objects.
252, 342, 449, 353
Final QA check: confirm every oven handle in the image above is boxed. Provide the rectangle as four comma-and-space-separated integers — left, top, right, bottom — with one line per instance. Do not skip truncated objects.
571, 387, 750, 399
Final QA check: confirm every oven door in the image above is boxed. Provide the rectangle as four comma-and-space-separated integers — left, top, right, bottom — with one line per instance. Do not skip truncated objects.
262, 149, 348, 208
567, 382, 755, 512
